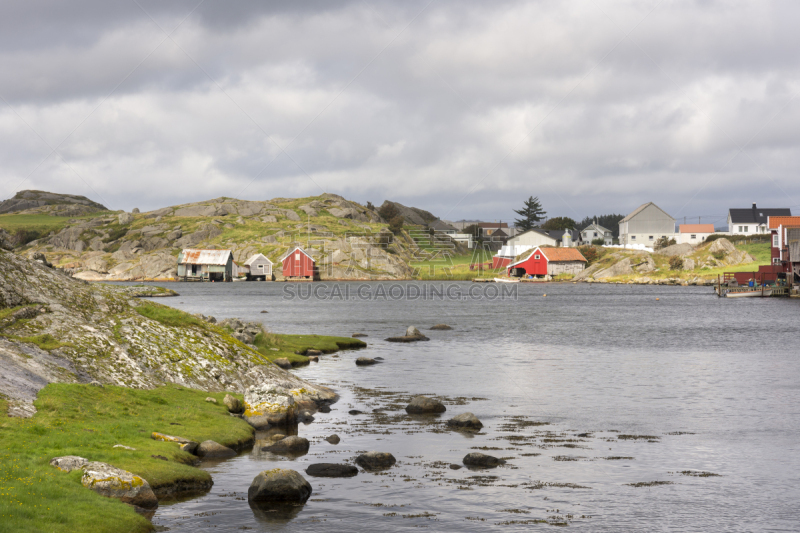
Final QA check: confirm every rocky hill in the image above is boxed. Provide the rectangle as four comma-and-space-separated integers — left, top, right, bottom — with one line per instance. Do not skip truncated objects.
0, 190, 108, 216
0, 249, 334, 417
2, 193, 439, 281
380, 200, 438, 226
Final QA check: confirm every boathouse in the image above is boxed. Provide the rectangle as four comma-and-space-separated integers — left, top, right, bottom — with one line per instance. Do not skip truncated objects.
244, 253, 273, 280
281, 246, 316, 279
507, 247, 586, 277
177, 249, 233, 281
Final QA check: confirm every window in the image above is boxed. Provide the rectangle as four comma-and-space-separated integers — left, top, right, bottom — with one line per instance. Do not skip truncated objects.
691, 234, 696, 239
773, 235, 779, 247
738, 226, 743, 232
773, 258, 781, 265
295, 253, 300, 260
743, 226, 749, 232
534, 255, 541, 260
649, 236, 654, 241
593, 232, 598, 237
631, 236, 636, 240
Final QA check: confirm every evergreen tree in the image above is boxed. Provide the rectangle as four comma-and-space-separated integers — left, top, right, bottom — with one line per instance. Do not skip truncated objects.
514, 196, 546, 231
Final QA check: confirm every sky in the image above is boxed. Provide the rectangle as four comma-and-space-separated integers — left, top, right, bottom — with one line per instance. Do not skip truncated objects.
1, 0, 800, 227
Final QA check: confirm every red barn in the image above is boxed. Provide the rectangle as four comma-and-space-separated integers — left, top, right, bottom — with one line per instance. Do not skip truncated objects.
281, 246, 316, 279
507, 247, 586, 277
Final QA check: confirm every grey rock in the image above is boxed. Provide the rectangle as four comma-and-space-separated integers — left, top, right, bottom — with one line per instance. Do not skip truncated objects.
430, 324, 452, 330
405, 396, 446, 414
132, 208, 140, 214
262, 435, 310, 456
305, 349, 322, 356
223, 394, 244, 414
463, 452, 505, 467
325, 434, 340, 445
710, 238, 736, 254
248, 469, 312, 503
273, 358, 292, 369
309, 356, 319, 362
113, 444, 136, 451
447, 412, 483, 431
654, 243, 695, 257
31, 252, 52, 268
180, 442, 199, 455
118, 212, 134, 225
50, 455, 88, 472
406, 326, 422, 337
352, 333, 368, 337
356, 357, 379, 366
205, 397, 217, 404
305, 464, 358, 478
81, 461, 158, 509
197, 440, 236, 459
355, 451, 396, 471
449, 464, 462, 470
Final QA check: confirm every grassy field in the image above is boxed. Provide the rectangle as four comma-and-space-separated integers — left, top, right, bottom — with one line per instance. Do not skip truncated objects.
0, 384, 254, 533
411, 250, 501, 280
0, 212, 114, 235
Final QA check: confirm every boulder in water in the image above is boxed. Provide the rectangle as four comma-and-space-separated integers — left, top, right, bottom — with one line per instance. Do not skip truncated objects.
405, 396, 446, 414
248, 469, 312, 503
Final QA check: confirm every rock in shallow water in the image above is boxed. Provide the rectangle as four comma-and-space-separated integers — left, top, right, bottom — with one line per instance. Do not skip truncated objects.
197, 440, 236, 459
262, 436, 310, 456
355, 451, 396, 471
430, 324, 452, 330
305, 464, 358, 478
248, 469, 312, 503
273, 358, 292, 369
405, 396, 446, 414
446, 412, 483, 431
463, 452, 505, 467
355, 357, 379, 366
325, 434, 340, 445
81, 461, 158, 509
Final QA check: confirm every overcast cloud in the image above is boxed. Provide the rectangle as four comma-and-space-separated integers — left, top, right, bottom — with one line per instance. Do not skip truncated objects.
1, 0, 800, 225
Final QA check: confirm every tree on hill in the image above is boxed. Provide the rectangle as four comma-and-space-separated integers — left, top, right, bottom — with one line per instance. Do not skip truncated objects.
540, 217, 576, 231
378, 202, 400, 222
577, 214, 625, 238
388, 215, 404, 235
514, 196, 546, 232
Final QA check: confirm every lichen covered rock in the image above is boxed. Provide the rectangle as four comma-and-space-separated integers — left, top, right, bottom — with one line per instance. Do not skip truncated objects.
248, 469, 312, 503
81, 461, 158, 509
244, 385, 298, 428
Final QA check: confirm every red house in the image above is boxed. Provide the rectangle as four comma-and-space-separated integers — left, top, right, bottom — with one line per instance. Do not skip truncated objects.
281, 246, 316, 279
507, 247, 586, 277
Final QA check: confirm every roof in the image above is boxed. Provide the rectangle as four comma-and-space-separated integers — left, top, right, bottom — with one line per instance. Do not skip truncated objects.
767, 216, 800, 229
278, 246, 315, 262
679, 224, 715, 234
512, 228, 557, 241
478, 222, 508, 229
178, 249, 232, 265
581, 222, 611, 234
620, 202, 675, 223
508, 246, 586, 268
491, 228, 508, 237
729, 204, 791, 224
244, 253, 272, 266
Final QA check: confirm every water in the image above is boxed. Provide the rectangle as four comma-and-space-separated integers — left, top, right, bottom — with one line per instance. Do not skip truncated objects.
132, 281, 800, 531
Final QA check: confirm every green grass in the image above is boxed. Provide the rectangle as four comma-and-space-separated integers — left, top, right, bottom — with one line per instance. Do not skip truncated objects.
5, 334, 67, 351
133, 301, 206, 329
0, 383, 253, 533
0, 212, 114, 234
252, 332, 367, 364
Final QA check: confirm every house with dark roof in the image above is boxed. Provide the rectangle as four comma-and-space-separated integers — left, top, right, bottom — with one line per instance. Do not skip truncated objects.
728, 203, 791, 236
580, 220, 613, 245
618, 202, 676, 246
426, 219, 458, 235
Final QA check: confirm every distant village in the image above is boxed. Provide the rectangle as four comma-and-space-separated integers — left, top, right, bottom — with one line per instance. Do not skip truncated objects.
176, 200, 799, 291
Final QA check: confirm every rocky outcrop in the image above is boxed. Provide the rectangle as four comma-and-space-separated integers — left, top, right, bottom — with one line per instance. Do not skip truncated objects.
405, 396, 446, 414
81, 461, 159, 509
355, 357, 379, 366
655, 243, 694, 257
355, 451, 396, 471
0, 249, 336, 417
709, 238, 736, 254
248, 469, 312, 503
379, 201, 436, 226
243, 385, 298, 428
0, 190, 107, 215
594, 258, 633, 279
386, 326, 430, 343
50, 455, 88, 472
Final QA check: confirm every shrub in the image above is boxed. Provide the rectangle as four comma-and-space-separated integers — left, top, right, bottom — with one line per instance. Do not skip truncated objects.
654, 236, 676, 250
388, 216, 404, 235
669, 256, 684, 270
578, 245, 599, 265
591, 238, 605, 246
12, 228, 43, 247
711, 251, 725, 260
378, 202, 400, 222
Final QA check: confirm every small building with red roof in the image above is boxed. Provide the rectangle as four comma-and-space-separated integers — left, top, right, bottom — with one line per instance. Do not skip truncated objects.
676, 224, 716, 245
506, 247, 587, 278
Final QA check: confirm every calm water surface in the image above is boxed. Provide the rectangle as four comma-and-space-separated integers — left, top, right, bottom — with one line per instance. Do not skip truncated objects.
132, 282, 800, 531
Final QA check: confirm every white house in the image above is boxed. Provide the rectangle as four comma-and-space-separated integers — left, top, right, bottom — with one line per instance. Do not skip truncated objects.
580, 220, 613, 245
505, 228, 559, 249
618, 202, 676, 246
728, 203, 792, 236
676, 224, 716, 245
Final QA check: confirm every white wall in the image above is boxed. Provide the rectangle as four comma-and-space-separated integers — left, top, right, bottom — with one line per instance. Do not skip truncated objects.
676, 232, 714, 244
506, 231, 557, 248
